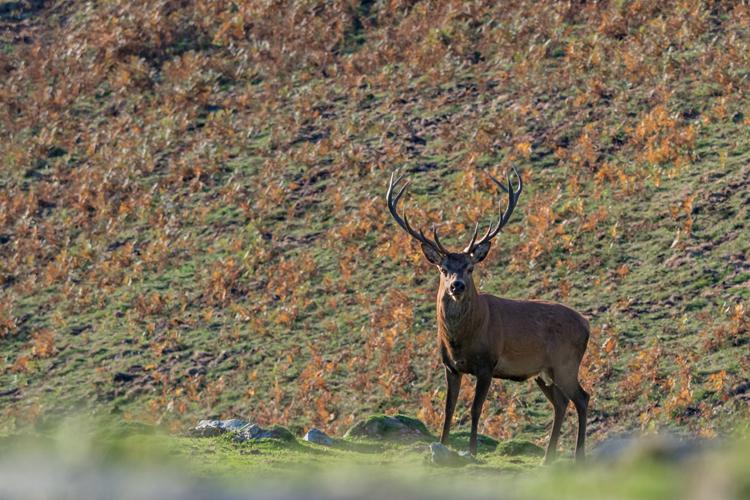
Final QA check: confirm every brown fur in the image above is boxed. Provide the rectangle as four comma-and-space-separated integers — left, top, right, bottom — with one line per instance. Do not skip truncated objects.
385, 168, 590, 462
433, 252, 590, 462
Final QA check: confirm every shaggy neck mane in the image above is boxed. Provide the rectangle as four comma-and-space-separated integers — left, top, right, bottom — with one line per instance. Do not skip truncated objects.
437, 284, 479, 339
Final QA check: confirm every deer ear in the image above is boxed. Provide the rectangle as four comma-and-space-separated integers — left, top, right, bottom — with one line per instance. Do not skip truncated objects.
421, 243, 442, 265
469, 241, 491, 263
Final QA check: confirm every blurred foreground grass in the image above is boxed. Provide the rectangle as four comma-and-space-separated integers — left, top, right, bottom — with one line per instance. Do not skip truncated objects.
0, 418, 748, 500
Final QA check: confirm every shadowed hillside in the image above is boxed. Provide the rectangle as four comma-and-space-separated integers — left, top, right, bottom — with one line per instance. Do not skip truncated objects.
0, 0, 748, 447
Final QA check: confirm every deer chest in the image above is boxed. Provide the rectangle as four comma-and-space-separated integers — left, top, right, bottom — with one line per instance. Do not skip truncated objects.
442, 339, 493, 376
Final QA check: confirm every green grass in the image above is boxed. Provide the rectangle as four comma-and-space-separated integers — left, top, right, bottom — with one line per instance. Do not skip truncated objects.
2, 422, 750, 499
0, 0, 748, 455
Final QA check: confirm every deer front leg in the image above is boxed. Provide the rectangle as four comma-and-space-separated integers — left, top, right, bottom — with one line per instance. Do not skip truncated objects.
440, 366, 462, 445
469, 372, 492, 456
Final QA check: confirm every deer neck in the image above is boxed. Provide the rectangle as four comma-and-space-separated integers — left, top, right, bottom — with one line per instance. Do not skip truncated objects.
437, 281, 481, 340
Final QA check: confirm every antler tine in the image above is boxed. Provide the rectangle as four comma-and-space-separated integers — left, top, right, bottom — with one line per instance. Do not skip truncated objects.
487, 172, 510, 193
462, 222, 480, 253
465, 167, 523, 254
386, 169, 446, 256
432, 226, 449, 255
387, 170, 409, 203
500, 167, 523, 226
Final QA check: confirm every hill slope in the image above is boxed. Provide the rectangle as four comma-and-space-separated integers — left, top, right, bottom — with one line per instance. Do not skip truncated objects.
0, 0, 748, 443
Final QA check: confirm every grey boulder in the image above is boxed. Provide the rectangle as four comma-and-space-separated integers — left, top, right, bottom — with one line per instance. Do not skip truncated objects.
192, 418, 249, 437
303, 428, 335, 446
593, 433, 714, 463
344, 414, 432, 441
429, 442, 476, 467
233, 424, 295, 443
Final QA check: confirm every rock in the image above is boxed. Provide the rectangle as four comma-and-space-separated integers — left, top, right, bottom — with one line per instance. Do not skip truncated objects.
192, 419, 296, 444
303, 428, 334, 446
192, 418, 249, 437
593, 434, 712, 464
496, 439, 544, 457
234, 424, 295, 443
446, 431, 499, 452
429, 442, 475, 467
344, 414, 432, 441
192, 420, 224, 437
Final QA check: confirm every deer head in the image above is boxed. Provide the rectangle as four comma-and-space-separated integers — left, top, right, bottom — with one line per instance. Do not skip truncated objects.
386, 168, 522, 301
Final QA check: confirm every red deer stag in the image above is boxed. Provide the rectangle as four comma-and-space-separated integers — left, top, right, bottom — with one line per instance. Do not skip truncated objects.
386, 168, 590, 462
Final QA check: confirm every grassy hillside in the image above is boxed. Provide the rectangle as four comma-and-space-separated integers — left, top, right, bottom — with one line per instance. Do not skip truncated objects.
1, 0, 748, 448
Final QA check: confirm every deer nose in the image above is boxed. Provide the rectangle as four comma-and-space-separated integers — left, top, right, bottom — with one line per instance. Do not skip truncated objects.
450, 280, 466, 294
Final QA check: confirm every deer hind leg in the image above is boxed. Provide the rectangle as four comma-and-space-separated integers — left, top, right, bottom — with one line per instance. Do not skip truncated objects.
555, 376, 589, 462
535, 376, 569, 464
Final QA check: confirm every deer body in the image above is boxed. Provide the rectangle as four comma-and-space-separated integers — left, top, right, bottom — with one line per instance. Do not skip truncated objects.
386, 169, 590, 463
439, 293, 589, 383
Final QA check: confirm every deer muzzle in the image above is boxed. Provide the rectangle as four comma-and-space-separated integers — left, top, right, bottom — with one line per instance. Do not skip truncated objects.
448, 280, 466, 298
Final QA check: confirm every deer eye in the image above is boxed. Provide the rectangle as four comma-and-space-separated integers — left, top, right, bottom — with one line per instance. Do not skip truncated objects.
467, 266, 474, 273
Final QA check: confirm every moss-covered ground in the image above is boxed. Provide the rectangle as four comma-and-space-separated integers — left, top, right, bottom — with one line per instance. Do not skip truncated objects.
2, 422, 749, 499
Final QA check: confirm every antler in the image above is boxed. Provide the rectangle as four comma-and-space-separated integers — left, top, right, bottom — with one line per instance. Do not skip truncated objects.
464, 167, 523, 254
386, 170, 447, 256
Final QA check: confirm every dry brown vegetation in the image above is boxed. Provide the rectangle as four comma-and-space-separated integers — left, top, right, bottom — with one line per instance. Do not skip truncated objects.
0, 0, 748, 442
